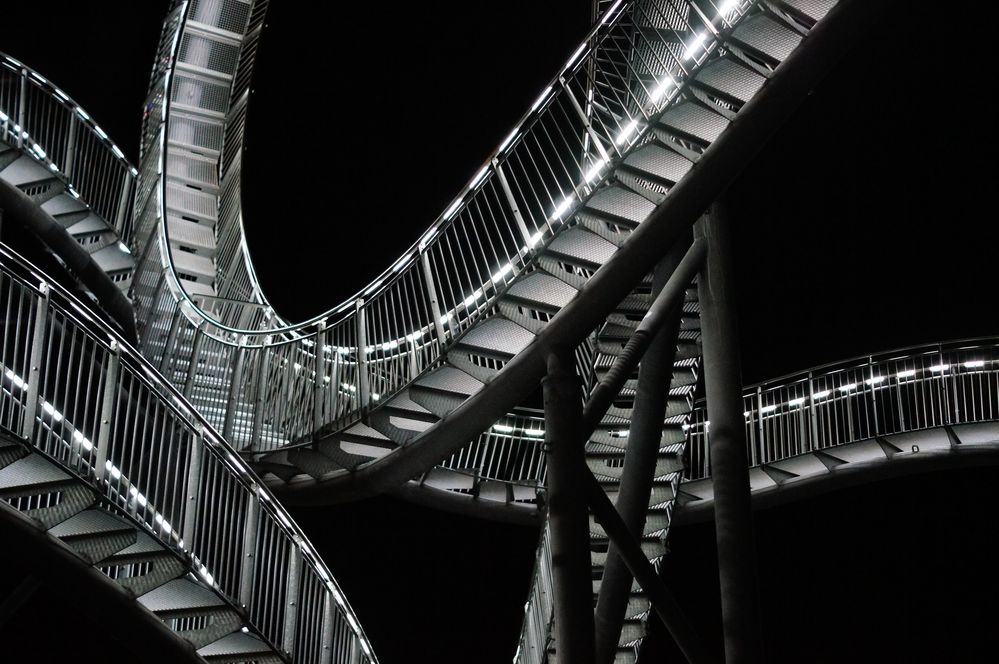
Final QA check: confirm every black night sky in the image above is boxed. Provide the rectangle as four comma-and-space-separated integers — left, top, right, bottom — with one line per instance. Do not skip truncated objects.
2, 1, 999, 662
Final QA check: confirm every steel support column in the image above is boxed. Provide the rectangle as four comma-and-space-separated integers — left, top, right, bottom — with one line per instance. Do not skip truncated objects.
696, 201, 763, 664
543, 347, 594, 664
584, 471, 710, 664
594, 234, 689, 664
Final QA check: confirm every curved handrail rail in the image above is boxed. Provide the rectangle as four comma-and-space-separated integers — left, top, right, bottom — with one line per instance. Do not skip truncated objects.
0, 241, 376, 661
0, 52, 138, 243
133, 0, 762, 451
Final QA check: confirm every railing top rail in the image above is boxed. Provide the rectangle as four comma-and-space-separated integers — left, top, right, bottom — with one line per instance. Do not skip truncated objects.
705, 337, 999, 401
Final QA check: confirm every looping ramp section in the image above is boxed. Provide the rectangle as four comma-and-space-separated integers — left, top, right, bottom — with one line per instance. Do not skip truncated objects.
127, 0, 862, 522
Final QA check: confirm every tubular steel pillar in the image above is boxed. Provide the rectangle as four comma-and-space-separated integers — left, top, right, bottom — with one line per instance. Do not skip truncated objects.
544, 346, 595, 664
594, 234, 689, 664
695, 200, 763, 664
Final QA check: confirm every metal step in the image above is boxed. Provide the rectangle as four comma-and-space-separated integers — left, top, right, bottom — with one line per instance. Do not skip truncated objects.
198, 631, 283, 663
138, 577, 242, 649
48, 507, 138, 564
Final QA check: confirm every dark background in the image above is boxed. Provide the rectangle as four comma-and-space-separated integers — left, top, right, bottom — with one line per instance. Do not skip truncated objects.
2, 1, 999, 662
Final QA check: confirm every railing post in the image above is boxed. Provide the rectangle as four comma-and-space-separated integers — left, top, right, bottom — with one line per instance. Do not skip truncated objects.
115, 168, 132, 236
319, 590, 335, 663
222, 336, 246, 442
559, 76, 612, 165
350, 638, 362, 664
695, 200, 763, 664
492, 160, 534, 245
755, 386, 764, 465
157, 309, 182, 373
250, 336, 269, 451
807, 371, 818, 453
868, 357, 880, 435
94, 339, 120, 482
543, 346, 595, 664
282, 541, 302, 657
355, 299, 370, 412
419, 250, 449, 348
64, 116, 77, 180
183, 326, 206, 400
238, 493, 259, 609
17, 68, 27, 149
181, 428, 204, 549
313, 322, 326, 439
22, 282, 50, 443
938, 345, 951, 425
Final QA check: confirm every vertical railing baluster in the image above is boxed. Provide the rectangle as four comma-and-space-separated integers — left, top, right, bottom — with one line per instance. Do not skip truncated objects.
183, 325, 205, 400
319, 590, 335, 663
313, 322, 326, 439
250, 337, 269, 451
282, 541, 302, 656
755, 386, 764, 465
807, 371, 818, 452
493, 160, 534, 244
17, 68, 26, 149
22, 282, 49, 442
222, 335, 246, 442
64, 115, 77, 179
94, 339, 120, 482
239, 493, 259, 610
355, 299, 370, 412
115, 168, 132, 236
420, 249, 448, 348
181, 428, 204, 549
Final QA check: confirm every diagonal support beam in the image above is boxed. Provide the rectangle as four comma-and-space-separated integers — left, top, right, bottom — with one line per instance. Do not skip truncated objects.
594, 231, 691, 664
584, 470, 713, 664
582, 238, 706, 434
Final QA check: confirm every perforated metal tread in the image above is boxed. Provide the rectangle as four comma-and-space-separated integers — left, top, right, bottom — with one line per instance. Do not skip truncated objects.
139, 576, 225, 613
414, 365, 485, 396
0, 453, 71, 490
48, 507, 131, 537
505, 272, 578, 309
585, 186, 656, 225
693, 56, 767, 103
197, 631, 276, 657
0, 153, 57, 186
732, 13, 804, 63
621, 143, 693, 186
456, 317, 535, 357
111, 531, 169, 557
545, 227, 617, 266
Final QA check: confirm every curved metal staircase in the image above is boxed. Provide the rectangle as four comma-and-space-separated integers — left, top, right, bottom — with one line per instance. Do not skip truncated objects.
0, 242, 376, 661
5, 0, 987, 662
0, 53, 137, 293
